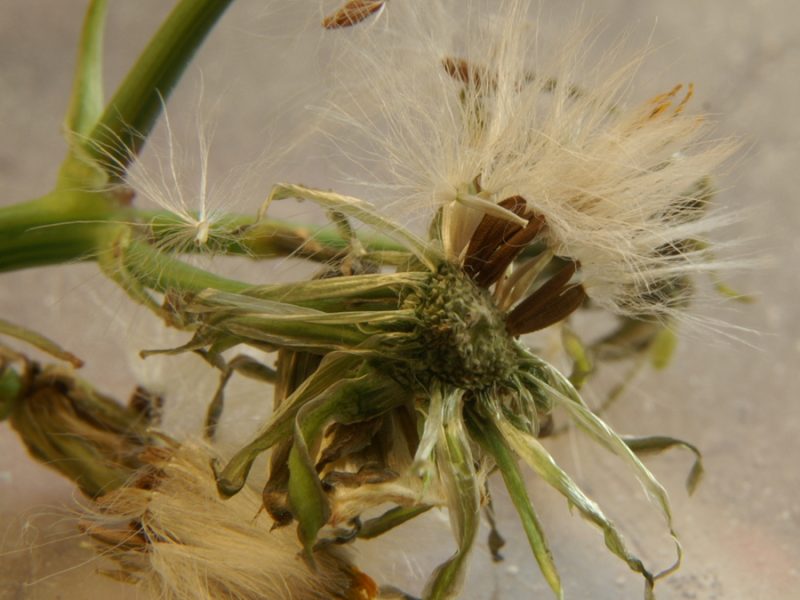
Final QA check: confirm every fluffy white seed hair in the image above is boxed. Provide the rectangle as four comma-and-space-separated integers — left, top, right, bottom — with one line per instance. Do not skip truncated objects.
321, 0, 739, 318
82, 443, 376, 600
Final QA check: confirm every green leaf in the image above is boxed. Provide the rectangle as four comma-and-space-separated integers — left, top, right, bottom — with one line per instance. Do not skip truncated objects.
466, 409, 562, 598
422, 394, 480, 600
495, 416, 657, 595
65, 0, 108, 136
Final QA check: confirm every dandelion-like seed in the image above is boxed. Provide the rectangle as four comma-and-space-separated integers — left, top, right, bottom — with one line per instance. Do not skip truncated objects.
88, 88, 255, 267
126, 104, 229, 255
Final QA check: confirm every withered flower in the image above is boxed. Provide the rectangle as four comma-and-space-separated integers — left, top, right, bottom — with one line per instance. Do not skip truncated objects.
116, 1, 735, 597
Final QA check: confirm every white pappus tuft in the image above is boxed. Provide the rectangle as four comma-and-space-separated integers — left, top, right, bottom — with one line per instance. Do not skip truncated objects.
120, 91, 253, 259
322, 0, 740, 320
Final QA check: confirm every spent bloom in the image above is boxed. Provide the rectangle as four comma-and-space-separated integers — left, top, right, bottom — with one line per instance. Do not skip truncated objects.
326, 0, 737, 318
82, 443, 378, 600
0, 1, 746, 600
79, 2, 735, 599
145, 1, 745, 597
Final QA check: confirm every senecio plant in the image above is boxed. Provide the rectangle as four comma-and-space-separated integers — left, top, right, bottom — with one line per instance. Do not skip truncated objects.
0, 1, 746, 599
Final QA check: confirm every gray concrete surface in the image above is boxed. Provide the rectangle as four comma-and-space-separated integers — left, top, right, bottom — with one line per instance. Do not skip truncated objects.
1, 1, 798, 599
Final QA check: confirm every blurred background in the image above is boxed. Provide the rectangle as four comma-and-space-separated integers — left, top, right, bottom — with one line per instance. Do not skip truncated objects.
1, 1, 798, 598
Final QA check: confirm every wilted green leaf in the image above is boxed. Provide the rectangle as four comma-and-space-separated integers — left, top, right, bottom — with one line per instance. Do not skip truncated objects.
422, 394, 479, 600
496, 415, 657, 596
215, 353, 363, 496
287, 370, 410, 557
358, 505, 433, 539
467, 409, 562, 598
523, 356, 683, 587
263, 184, 443, 270
288, 397, 332, 563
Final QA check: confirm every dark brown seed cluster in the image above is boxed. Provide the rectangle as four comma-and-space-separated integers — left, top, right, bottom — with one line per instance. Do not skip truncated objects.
462, 194, 587, 336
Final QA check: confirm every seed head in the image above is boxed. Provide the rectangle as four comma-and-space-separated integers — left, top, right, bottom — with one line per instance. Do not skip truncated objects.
325, 0, 738, 319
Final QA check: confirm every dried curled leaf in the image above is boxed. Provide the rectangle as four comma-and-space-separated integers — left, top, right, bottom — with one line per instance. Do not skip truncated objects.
0, 318, 83, 367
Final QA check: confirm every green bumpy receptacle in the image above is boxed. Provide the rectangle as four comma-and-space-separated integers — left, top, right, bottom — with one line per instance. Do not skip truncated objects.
405, 264, 517, 391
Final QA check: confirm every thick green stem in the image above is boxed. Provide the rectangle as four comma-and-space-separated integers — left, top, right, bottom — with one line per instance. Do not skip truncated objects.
0, 190, 117, 272
65, 0, 108, 136
142, 210, 407, 259
85, 0, 235, 172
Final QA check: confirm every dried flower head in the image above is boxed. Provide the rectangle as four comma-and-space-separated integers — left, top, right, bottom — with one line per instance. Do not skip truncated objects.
67, 2, 738, 598
325, 0, 738, 320
0, 349, 153, 498
82, 442, 378, 600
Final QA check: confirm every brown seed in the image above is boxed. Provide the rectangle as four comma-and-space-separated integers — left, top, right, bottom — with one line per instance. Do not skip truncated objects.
463, 196, 528, 279
323, 1, 385, 29
473, 213, 545, 288
78, 520, 149, 552
506, 261, 586, 335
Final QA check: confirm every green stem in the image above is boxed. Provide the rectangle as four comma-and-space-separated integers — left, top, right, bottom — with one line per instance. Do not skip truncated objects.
85, 0, 235, 172
0, 190, 116, 272
121, 238, 250, 294
0, 191, 405, 274
141, 210, 407, 259
65, 0, 108, 136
